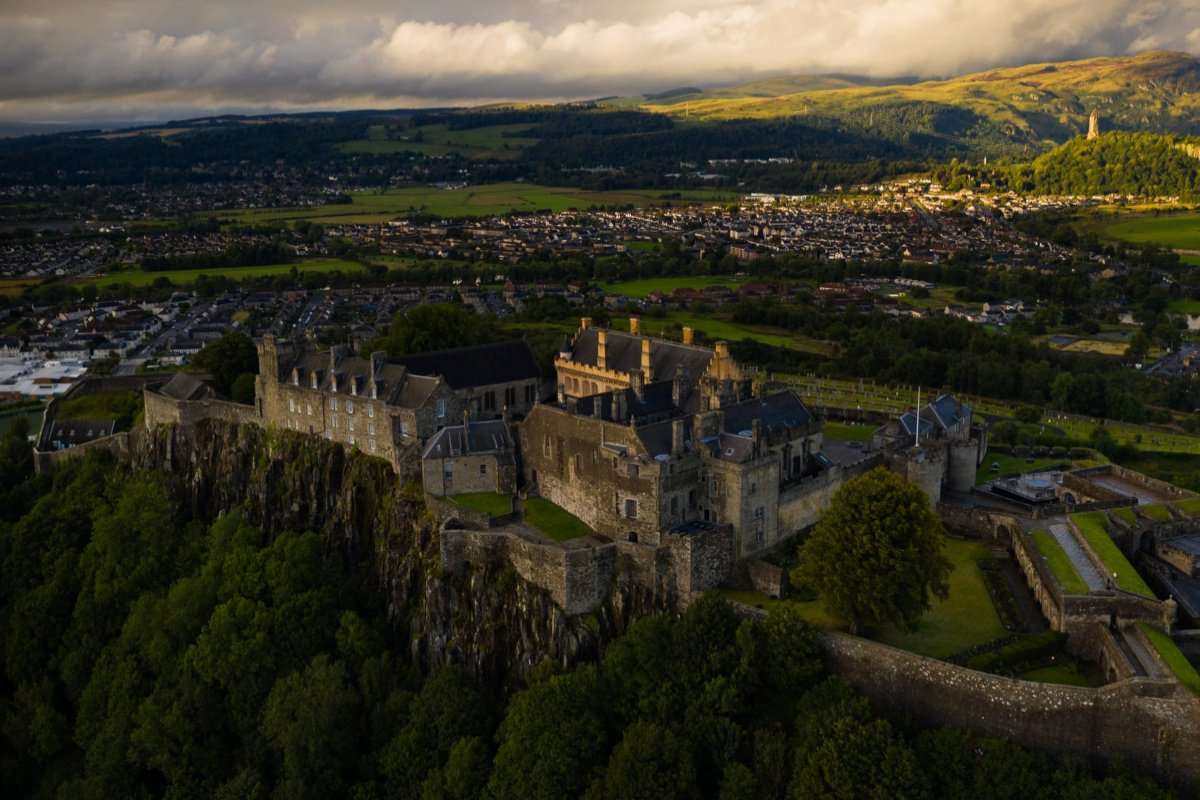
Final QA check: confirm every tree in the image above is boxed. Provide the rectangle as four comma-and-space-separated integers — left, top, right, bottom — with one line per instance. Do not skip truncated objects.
601, 721, 695, 800
795, 468, 950, 633
372, 304, 501, 356
190, 332, 258, 398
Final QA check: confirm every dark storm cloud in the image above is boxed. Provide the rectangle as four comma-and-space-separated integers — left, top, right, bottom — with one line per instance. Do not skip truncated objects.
1, 1, 1198, 120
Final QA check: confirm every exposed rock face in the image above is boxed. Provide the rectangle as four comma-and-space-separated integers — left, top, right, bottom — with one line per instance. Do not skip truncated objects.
130, 420, 663, 688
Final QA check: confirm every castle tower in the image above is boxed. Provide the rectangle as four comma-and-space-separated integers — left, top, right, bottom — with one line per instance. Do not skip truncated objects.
1087, 110, 1100, 140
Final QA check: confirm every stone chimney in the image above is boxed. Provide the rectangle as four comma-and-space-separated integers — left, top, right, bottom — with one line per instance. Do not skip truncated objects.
597, 330, 608, 370
611, 389, 625, 422
672, 418, 685, 456
641, 337, 652, 380
580, 316, 592, 330
369, 351, 386, 399
629, 369, 645, 402
682, 326, 694, 346
672, 366, 686, 408
629, 316, 640, 336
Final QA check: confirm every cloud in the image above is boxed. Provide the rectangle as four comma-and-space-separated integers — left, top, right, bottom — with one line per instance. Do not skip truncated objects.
1, 0, 1198, 121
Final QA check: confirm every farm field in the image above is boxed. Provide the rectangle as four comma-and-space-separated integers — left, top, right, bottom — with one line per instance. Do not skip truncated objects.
602, 275, 746, 298
336, 123, 538, 159
83, 258, 367, 288
228, 183, 735, 225
0, 277, 41, 296
1101, 212, 1200, 252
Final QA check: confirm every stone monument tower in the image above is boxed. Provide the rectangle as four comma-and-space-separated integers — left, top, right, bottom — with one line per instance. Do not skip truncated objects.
1087, 110, 1100, 140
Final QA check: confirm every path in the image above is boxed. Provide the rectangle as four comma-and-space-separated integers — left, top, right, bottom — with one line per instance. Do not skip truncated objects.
1049, 523, 1105, 592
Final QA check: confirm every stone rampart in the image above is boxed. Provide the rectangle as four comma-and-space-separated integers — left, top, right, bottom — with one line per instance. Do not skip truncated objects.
143, 388, 260, 430
33, 430, 132, 472
1075, 464, 1197, 502
823, 632, 1200, 786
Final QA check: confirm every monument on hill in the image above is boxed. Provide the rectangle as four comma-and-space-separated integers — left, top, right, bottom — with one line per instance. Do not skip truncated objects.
1087, 110, 1100, 140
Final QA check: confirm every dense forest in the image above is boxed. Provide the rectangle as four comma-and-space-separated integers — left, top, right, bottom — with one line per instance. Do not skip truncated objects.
0, 424, 1181, 800
935, 133, 1200, 198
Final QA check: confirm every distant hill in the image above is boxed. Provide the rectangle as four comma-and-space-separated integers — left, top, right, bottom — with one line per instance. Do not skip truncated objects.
637, 51, 1200, 155
1024, 132, 1200, 197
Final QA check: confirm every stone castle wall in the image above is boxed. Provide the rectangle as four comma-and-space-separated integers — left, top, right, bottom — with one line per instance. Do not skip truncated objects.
823, 632, 1200, 786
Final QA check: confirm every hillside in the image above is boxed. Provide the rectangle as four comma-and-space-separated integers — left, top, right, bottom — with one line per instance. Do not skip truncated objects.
641, 51, 1200, 154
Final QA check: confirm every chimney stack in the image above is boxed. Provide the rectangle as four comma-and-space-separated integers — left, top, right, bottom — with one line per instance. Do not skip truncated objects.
630, 369, 645, 402
672, 418, 685, 456
597, 330, 608, 370
629, 316, 640, 336
682, 326, 694, 346
715, 341, 730, 360
641, 337, 652, 380
580, 316, 592, 330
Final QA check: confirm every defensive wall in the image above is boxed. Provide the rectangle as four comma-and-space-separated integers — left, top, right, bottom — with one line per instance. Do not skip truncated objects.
777, 452, 881, 535
823, 632, 1200, 786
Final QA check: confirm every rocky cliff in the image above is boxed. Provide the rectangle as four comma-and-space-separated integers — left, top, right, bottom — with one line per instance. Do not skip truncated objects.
130, 419, 663, 688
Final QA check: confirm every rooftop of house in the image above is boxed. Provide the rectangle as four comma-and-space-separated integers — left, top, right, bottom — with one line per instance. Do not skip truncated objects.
46, 418, 116, 446
422, 418, 514, 459
158, 372, 215, 402
565, 327, 714, 384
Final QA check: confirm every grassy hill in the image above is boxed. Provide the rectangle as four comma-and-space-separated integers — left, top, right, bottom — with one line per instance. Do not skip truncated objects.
638, 51, 1200, 155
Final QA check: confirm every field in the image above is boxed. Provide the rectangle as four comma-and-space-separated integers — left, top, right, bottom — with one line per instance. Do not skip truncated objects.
602, 276, 746, 298
608, 312, 835, 356
823, 421, 874, 443
875, 538, 1007, 659
1070, 512, 1155, 598
337, 123, 538, 160
0, 277, 42, 296
84, 258, 367, 288
523, 497, 593, 542
1101, 212, 1200, 252
228, 183, 735, 226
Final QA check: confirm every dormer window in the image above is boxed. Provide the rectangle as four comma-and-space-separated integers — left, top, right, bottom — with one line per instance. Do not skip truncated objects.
291, 368, 300, 386
350, 377, 358, 397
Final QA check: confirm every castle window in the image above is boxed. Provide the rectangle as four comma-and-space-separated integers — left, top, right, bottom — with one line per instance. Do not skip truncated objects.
368, 422, 375, 436
436, 399, 446, 418
624, 498, 638, 519
347, 401, 354, 415
349, 419, 355, 433
288, 398, 295, 413
368, 406, 374, 419
543, 435, 552, 457
369, 439, 376, 452
484, 391, 496, 412
627, 464, 639, 479
400, 419, 411, 436
331, 397, 338, 411
525, 384, 536, 404
504, 387, 516, 408
306, 403, 313, 416
349, 436, 355, 447
754, 507, 765, 544
573, 453, 582, 477
311, 373, 318, 389
479, 464, 487, 476
670, 496, 679, 514
749, 482, 758, 496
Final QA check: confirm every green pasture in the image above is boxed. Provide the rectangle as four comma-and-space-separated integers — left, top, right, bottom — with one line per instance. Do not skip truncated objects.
1070, 512, 1155, 598
1102, 213, 1200, 251
84, 258, 367, 288
337, 123, 538, 160
228, 183, 734, 226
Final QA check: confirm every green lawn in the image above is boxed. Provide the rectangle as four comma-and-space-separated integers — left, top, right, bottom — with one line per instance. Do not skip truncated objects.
228, 183, 735, 225
54, 390, 141, 423
1018, 661, 1098, 687
823, 421, 875, 443
86, 258, 367, 288
1139, 503, 1173, 522
450, 492, 513, 518
1030, 529, 1090, 595
715, 590, 840, 629
1070, 512, 1156, 598
1138, 624, 1200, 695
875, 538, 1007, 659
978, 453, 1066, 486
0, 408, 44, 436
523, 497, 593, 542
1103, 213, 1200, 251
1173, 496, 1200, 517
601, 275, 745, 298
1112, 507, 1138, 526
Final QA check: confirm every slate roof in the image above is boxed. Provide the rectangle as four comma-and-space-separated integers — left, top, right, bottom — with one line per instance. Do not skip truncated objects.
574, 379, 678, 423
422, 419, 514, 459
159, 372, 214, 402
637, 416, 693, 457
721, 391, 813, 436
568, 329, 712, 385
899, 394, 969, 437
391, 340, 540, 389
47, 418, 116, 447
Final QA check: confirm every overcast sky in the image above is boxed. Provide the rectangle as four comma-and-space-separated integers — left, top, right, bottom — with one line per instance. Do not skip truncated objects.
2, 0, 1198, 122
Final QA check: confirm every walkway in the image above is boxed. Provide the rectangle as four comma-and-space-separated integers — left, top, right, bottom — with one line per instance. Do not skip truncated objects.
1049, 523, 1106, 592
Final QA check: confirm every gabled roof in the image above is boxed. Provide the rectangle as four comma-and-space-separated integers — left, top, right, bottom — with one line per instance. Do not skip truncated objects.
568, 329, 712, 384
159, 372, 214, 402
899, 394, 969, 437
422, 419, 514, 459
721, 391, 813, 437
391, 340, 540, 390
